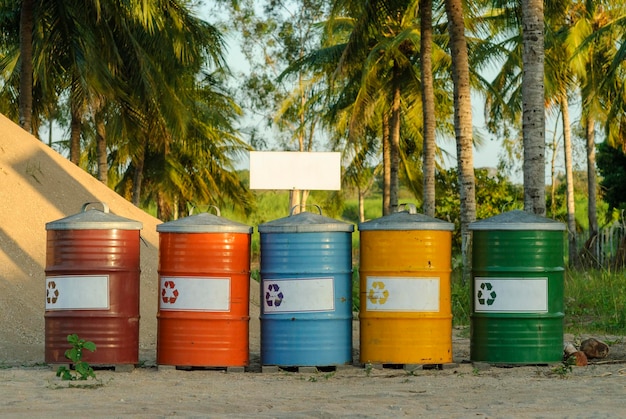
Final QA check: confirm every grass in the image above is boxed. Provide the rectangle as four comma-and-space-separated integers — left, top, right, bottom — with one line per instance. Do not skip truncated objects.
564, 269, 626, 334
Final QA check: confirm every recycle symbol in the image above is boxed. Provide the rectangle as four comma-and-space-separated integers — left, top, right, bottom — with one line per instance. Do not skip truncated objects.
46, 280, 59, 304
368, 281, 389, 305
265, 283, 284, 307
477, 282, 497, 306
161, 280, 179, 304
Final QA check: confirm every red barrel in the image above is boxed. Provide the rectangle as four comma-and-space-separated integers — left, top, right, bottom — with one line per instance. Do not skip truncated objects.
45, 202, 142, 366
156, 208, 252, 367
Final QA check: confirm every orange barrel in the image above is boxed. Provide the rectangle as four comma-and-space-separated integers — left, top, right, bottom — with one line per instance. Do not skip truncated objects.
358, 203, 454, 365
45, 202, 142, 365
156, 207, 252, 367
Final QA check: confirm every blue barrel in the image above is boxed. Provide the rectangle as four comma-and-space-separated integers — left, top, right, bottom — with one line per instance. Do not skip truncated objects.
258, 207, 354, 367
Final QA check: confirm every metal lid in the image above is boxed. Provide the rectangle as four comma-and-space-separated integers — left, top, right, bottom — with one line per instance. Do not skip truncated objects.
258, 205, 354, 233
358, 203, 454, 231
469, 209, 566, 231
46, 202, 143, 231
157, 206, 252, 234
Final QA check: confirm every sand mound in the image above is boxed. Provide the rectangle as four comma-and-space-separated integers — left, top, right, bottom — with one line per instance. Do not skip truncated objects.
0, 113, 259, 364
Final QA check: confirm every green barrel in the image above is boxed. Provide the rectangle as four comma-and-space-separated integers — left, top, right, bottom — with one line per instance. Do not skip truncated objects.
469, 210, 565, 364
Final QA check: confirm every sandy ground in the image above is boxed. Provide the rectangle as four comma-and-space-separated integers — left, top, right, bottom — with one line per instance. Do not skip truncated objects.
2, 114, 626, 417
2, 329, 626, 418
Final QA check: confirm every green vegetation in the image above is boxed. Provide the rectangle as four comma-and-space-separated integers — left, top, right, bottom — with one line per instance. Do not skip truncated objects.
56, 334, 97, 381
564, 270, 626, 334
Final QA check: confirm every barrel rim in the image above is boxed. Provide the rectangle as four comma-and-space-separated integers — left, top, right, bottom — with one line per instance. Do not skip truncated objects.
46, 208, 142, 231
469, 209, 565, 231
258, 211, 354, 233
358, 210, 454, 231
157, 212, 253, 234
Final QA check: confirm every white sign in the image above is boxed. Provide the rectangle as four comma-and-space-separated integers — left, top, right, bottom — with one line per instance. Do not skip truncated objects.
262, 277, 335, 313
474, 277, 548, 313
365, 276, 440, 312
250, 151, 341, 190
45, 275, 109, 310
159, 277, 231, 311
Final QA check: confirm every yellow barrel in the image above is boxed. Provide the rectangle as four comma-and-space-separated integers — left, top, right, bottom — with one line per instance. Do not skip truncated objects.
358, 204, 454, 365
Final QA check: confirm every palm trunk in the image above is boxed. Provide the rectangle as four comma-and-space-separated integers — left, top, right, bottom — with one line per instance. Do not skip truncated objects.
445, 0, 476, 282
549, 120, 559, 218
358, 186, 365, 222
522, 0, 546, 216
560, 93, 577, 266
69, 96, 82, 165
19, 0, 34, 133
95, 111, 107, 184
382, 114, 391, 215
157, 191, 174, 221
389, 65, 401, 214
585, 115, 598, 235
420, 0, 436, 217
132, 138, 147, 207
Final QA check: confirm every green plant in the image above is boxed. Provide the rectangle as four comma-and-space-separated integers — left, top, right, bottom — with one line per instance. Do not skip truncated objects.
365, 362, 373, 377
564, 269, 626, 334
322, 371, 336, 380
56, 334, 97, 381
451, 269, 470, 326
551, 357, 575, 379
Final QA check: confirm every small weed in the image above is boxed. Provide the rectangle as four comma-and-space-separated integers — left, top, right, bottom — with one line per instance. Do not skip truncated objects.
322, 371, 335, 380
604, 337, 623, 346
56, 334, 97, 381
307, 375, 318, 382
551, 358, 575, 379
472, 368, 480, 376
365, 362, 373, 377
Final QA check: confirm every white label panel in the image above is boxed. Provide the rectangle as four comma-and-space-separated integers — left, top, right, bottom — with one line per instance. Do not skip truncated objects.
45, 276, 109, 310
250, 151, 341, 190
365, 276, 440, 312
159, 277, 230, 311
262, 278, 335, 313
474, 277, 548, 313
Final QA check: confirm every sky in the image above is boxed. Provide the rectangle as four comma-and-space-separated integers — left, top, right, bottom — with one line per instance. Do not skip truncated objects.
205, 4, 544, 186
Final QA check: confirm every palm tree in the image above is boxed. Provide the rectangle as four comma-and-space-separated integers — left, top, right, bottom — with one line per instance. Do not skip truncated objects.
421, 0, 436, 217
330, 0, 423, 215
568, 0, 625, 263
18, 0, 33, 133
522, 0, 546, 216
444, 0, 476, 279
546, 6, 578, 265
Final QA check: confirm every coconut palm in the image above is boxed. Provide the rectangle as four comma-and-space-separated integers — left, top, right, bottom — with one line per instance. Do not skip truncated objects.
545, 2, 578, 265
329, 0, 424, 215
18, 0, 33, 133
521, 0, 547, 215
444, 0, 476, 279
421, 0, 436, 217
568, 0, 626, 254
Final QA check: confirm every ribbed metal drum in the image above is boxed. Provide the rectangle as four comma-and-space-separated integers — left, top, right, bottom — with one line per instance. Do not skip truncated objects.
358, 204, 454, 365
258, 207, 354, 367
469, 210, 565, 364
156, 208, 252, 367
45, 202, 142, 366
